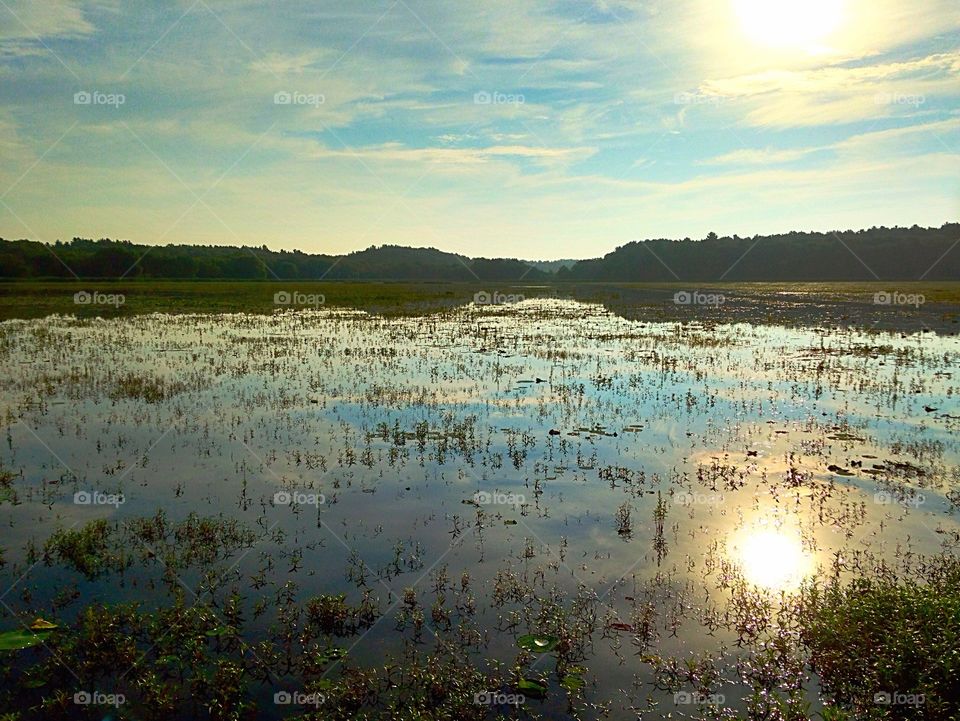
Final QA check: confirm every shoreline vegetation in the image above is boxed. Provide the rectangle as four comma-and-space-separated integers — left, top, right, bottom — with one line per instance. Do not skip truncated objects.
0, 280, 958, 333
1, 224, 958, 283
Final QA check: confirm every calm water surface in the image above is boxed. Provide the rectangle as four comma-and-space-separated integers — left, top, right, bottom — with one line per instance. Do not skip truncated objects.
1, 299, 958, 718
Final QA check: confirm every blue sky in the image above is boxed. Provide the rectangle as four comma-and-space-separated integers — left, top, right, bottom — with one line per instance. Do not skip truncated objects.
0, 0, 958, 259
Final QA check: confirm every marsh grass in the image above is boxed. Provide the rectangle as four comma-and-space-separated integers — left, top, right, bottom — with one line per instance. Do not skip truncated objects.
1, 295, 958, 719
799, 558, 960, 720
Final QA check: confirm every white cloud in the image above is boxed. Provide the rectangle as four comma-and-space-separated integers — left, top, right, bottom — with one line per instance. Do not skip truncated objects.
699, 52, 960, 127
702, 147, 816, 165
307, 141, 597, 168
0, 1, 94, 41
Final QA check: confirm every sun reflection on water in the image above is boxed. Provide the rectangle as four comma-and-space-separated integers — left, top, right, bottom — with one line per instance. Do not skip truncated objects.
731, 526, 814, 590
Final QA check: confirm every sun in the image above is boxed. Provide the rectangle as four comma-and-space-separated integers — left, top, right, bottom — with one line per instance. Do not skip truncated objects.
731, 527, 814, 590
733, 0, 843, 50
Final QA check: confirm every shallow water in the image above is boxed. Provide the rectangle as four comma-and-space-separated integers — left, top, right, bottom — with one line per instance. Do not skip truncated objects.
1, 298, 958, 718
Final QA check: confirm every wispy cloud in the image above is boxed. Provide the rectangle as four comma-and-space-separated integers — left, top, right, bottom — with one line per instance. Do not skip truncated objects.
0, 0, 957, 257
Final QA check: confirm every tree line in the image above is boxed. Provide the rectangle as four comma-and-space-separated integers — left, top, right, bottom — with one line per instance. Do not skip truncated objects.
0, 224, 957, 281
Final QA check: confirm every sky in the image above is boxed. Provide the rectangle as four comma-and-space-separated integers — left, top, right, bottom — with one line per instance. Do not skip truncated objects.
0, 0, 958, 260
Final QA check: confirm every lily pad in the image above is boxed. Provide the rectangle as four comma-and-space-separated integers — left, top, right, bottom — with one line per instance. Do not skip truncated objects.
516, 678, 547, 699
0, 628, 52, 651
517, 634, 559, 653
205, 625, 236, 637
316, 646, 347, 665
560, 674, 585, 691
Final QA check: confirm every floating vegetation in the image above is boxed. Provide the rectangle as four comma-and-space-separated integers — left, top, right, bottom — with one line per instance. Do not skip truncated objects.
516, 678, 548, 699
0, 626, 54, 651
0, 296, 957, 719
517, 634, 560, 653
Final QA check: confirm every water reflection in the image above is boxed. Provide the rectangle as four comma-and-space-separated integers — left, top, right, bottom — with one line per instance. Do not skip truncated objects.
730, 524, 815, 590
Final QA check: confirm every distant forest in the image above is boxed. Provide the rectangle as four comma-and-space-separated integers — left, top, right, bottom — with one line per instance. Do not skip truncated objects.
1, 224, 957, 281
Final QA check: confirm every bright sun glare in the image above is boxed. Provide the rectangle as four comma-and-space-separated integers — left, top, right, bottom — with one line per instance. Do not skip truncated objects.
734, 528, 813, 590
733, 0, 843, 50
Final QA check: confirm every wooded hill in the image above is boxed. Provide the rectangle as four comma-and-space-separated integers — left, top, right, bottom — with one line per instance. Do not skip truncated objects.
1, 224, 957, 281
